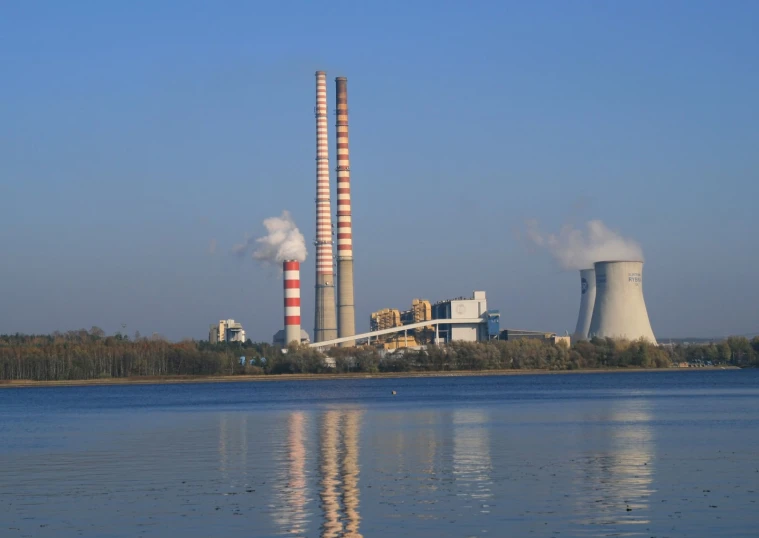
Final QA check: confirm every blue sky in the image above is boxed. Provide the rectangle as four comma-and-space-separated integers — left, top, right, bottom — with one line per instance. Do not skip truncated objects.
1, 1, 757, 341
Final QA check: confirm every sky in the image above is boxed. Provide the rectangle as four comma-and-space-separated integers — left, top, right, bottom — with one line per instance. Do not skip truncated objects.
1, 1, 758, 341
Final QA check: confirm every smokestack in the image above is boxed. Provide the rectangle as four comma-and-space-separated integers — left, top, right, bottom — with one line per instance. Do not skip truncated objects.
588, 261, 657, 344
284, 260, 301, 345
313, 71, 338, 342
572, 268, 596, 342
335, 76, 356, 346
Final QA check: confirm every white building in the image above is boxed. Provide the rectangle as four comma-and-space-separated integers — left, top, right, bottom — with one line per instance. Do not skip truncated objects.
431, 291, 490, 343
209, 319, 246, 344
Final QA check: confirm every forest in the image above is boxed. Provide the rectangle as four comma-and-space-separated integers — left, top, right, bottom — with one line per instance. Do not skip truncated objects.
1, 328, 757, 382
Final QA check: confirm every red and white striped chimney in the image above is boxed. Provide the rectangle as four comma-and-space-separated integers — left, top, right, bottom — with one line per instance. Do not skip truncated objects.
283, 260, 301, 345
335, 76, 356, 345
313, 71, 338, 342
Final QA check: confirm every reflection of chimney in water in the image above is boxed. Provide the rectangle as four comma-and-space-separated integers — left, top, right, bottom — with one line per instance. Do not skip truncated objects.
287, 411, 308, 535
570, 401, 655, 527
271, 411, 310, 533
318, 409, 364, 538
320, 410, 343, 538
342, 410, 363, 538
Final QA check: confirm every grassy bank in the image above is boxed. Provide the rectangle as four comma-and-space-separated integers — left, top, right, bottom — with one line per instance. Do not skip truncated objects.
0, 366, 739, 389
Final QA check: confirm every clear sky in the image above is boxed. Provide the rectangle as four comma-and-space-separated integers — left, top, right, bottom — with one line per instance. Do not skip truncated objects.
1, 1, 758, 341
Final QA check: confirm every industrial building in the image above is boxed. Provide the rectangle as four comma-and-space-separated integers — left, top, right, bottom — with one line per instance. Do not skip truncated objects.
276, 72, 660, 353
500, 329, 570, 347
209, 319, 246, 344
431, 291, 499, 343
309, 291, 500, 350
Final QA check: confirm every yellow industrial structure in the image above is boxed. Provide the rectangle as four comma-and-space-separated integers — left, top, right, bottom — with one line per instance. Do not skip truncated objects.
370, 309, 402, 331
369, 299, 435, 348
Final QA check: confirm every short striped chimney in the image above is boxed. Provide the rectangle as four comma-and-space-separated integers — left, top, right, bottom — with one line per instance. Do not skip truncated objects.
335, 76, 356, 345
283, 260, 301, 345
313, 71, 338, 343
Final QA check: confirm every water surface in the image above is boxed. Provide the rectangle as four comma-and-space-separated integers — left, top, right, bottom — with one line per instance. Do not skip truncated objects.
1, 370, 758, 537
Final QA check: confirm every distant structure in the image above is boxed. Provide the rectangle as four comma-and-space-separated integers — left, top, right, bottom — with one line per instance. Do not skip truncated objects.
572, 268, 596, 342
335, 76, 356, 346
283, 260, 302, 346
588, 260, 657, 344
313, 71, 338, 343
209, 319, 246, 344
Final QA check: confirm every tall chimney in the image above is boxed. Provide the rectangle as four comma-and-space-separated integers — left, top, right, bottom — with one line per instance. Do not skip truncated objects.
283, 260, 301, 345
335, 76, 356, 346
313, 71, 338, 343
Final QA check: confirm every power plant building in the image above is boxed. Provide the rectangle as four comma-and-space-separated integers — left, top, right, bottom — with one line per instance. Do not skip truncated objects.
431, 291, 496, 343
209, 319, 246, 344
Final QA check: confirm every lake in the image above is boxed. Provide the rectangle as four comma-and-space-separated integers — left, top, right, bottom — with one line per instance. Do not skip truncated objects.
1, 370, 758, 537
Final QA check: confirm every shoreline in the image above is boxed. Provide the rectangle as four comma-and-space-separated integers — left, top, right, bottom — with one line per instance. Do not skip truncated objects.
0, 366, 739, 389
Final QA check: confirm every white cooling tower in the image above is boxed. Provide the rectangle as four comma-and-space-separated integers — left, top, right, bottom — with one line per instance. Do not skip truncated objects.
588, 261, 656, 344
572, 268, 596, 342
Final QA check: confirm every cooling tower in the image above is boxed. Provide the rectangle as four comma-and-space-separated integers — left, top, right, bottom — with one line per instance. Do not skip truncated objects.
283, 260, 301, 345
588, 261, 656, 344
572, 268, 596, 341
313, 71, 338, 342
335, 76, 356, 346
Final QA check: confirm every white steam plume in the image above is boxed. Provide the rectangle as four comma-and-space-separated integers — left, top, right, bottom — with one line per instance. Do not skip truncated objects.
233, 210, 307, 264
526, 219, 643, 270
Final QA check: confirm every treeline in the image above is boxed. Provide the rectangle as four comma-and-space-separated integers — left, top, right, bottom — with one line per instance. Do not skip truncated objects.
275, 338, 674, 374
667, 336, 759, 368
1, 329, 757, 382
0, 329, 275, 381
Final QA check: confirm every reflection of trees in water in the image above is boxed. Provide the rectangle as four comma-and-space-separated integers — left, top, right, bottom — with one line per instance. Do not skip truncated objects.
319, 409, 363, 538
573, 400, 655, 530
452, 410, 492, 504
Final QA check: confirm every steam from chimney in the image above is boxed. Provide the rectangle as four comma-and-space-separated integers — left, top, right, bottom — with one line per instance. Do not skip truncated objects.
526, 219, 643, 270
233, 210, 307, 265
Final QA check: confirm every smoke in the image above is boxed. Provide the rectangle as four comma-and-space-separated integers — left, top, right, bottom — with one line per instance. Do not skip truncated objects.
233, 211, 307, 264
526, 219, 643, 270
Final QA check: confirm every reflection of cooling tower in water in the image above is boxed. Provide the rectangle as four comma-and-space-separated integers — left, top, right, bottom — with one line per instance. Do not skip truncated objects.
588, 261, 657, 344
318, 409, 363, 538
573, 400, 655, 530
452, 410, 492, 503
573, 268, 596, 341
608, 404, 655, 510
